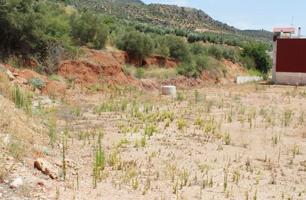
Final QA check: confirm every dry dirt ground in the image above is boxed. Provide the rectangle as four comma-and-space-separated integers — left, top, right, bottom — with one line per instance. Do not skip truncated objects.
2, 83, 306, 200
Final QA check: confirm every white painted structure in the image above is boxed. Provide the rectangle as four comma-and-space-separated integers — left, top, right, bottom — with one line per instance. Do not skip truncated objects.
236, 76, 263, 84
273, 71, 306, 85
161, 85, 176, 97
272, 27, 306, 85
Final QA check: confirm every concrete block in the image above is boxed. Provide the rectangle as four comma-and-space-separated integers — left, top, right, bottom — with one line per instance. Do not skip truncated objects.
161, 85, 176, 97
236, 76, 263, 84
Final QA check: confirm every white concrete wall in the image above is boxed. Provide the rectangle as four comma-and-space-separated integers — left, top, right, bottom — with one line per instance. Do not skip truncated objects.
236, 76, 263, 84
161, 85, 177, 97
272, 41, 277, 83
275, 72, 306, 85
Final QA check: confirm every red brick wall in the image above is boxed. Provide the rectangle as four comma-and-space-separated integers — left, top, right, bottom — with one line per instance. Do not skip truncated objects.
276, 38, 306, 73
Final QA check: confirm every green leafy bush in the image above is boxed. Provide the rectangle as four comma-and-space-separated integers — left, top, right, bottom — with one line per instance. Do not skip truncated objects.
154, 36, 170, 58
29, 78, 45, 90
117, 31, 154, 63
222, 49, 238, 63
136, 68, 145, 79
189, 43, 208, 55
70, 11, 109, 49
177, 55, 209, 78
11, 86, 32, 113
208, 46, 223, 60
240, 55, 256, 69
164, 35, 189, 61
0, 0, 71, 58
242, 42, 272, 74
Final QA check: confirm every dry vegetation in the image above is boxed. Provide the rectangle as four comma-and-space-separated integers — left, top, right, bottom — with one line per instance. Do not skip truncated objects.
6, 83, 302, 200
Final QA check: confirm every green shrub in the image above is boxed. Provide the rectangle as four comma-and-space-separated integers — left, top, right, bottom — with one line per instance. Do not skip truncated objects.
177, 55, 209, 78
11, 86, 32, 113
242, 42, 272, 74
117, 31, 154, 63
29, 78, 45, 90
70, 10, 109, 49
222, 49, 237, 63
240, 56, 256, 69
154, 36, 170, 58
189, 43, 208, 55
136, 68, 145, 79
194, 55, 209, 72
208, 46, 223, 60
164, 35, 189, 61
177, 61, 198, 78
0, 0, 71, 57
49, 74, 62, 81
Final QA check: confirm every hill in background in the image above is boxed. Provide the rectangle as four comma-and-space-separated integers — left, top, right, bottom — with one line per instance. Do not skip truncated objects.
66, 0, 272, 40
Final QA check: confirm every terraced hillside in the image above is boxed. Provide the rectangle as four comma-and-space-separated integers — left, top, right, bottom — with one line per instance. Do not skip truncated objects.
65, 0, 272, 40
66, 0, 238, 32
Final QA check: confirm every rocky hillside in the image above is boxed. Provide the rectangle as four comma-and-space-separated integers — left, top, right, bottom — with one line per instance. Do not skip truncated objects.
64, 0, 272, 40
66, 0, 239, 33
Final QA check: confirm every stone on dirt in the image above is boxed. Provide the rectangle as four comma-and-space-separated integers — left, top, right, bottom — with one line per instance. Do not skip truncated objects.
10, 177, 23, 189
161, 85, 177, 97
34, 158, 58, 179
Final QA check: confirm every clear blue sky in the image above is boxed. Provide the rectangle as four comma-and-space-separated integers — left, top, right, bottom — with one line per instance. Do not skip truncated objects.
143, 0, 306, 34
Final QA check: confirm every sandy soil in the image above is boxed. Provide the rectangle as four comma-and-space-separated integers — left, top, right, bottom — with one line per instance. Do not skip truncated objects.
2, 83, 306, 200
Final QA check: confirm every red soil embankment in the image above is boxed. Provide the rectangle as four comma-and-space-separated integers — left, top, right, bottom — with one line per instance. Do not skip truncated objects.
58, 49, 138, 87
143, 55, 179, 68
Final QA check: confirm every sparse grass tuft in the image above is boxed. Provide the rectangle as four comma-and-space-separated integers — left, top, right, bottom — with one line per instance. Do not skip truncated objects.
11, 86, 32, 113
8, 140, 25, 160
223, 132, 231, 145
93, 139, 105, 188
177, 118, 187, 131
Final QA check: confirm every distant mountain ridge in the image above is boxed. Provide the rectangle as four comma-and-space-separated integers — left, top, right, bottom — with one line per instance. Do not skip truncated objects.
65, 0, 272, 40
108, 0, 144, 4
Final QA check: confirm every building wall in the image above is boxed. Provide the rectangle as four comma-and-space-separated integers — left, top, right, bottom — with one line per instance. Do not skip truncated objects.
273, 38, 306, 85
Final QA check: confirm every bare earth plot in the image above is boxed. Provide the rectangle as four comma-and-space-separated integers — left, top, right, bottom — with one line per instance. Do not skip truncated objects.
2, 84, 306, 200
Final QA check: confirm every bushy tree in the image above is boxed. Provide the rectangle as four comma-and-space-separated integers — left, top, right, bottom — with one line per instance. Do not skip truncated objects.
177, 54, 209, 78
0, 0, 43, 56
154, 36, 170, 58
242, 42, 271, 74
222, 48, 237, 63
208, 45, 223, 60
164, 35, 189, 61
189, 43, 208, 55
117, 31, 154, 63
0, 0, 71, 63
70, 11, 109, 49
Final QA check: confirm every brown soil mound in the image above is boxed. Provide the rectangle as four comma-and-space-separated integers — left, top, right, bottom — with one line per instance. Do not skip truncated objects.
143, 55, 179, 68
110, 50, 128, 65
58, 49, 138, 87
18, 69, 48, 82
220, 60, 247, 84
58, 60, 101, 84
223, 60, 246, 76
41, 80, 66, 97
